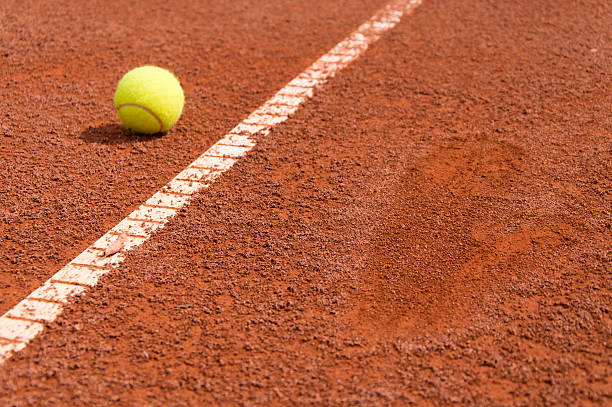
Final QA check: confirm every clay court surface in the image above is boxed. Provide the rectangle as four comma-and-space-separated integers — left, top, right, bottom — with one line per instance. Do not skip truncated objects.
0, 0, 610, 405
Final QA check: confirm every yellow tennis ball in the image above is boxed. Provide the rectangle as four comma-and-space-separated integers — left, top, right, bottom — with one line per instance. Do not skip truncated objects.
114, 65, 185, 134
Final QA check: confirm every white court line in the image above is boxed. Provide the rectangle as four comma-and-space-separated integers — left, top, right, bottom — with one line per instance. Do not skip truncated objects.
0, 0, 422, 364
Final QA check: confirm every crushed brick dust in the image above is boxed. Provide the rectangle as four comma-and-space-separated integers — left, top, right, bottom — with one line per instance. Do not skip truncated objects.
0, 0, 610, 405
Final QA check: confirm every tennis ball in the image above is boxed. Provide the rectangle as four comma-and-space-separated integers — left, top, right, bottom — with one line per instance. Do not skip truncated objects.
114, 65, 185, 134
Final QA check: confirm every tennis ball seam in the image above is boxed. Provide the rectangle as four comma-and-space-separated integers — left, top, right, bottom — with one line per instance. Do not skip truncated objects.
116, 103, 163, 133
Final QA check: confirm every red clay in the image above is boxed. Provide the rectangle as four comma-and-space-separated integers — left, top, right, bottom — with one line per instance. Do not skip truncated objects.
1, 0, 611, 405
0, 0, 389, 316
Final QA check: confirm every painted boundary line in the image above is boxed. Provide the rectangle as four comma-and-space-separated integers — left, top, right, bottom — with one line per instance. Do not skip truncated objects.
0, 0, 422, 364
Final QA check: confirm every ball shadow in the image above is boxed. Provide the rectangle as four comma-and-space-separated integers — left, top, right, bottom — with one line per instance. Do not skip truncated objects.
80, 123, 165, 145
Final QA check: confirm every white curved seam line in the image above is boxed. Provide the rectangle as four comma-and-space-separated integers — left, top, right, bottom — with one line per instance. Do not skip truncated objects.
116, 104, 164, 133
